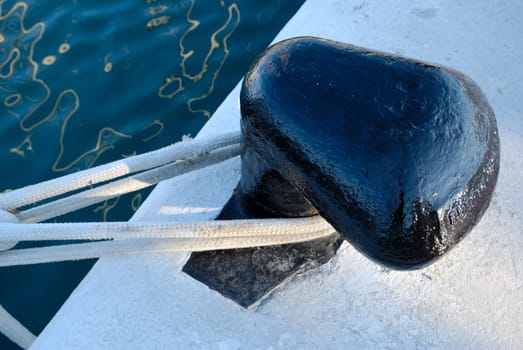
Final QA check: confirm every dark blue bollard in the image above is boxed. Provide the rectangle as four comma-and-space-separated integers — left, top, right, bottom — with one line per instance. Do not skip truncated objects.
184, 37, 499, 306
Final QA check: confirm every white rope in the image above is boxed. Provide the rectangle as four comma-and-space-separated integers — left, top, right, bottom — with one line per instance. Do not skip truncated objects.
0, 217, 335, 266
0, 232, 336, 267
0, 131, 240, 211
0, 304, 36, 349
0, 210, 18, 251
17, 144, 240, 223
0, 216, 332, 241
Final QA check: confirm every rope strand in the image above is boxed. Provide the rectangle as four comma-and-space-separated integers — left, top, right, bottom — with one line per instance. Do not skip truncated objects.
17, 144, 240, 223
0, 131, 240, 211
0, 226, 335, 267
0, 304, 36, 349
0, 216, 333, 242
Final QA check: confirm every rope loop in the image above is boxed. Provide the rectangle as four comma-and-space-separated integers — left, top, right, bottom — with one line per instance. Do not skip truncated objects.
0, 133, 332, 264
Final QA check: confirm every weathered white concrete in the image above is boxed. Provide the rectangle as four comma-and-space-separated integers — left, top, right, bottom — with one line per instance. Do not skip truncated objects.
31, 0, 523, 349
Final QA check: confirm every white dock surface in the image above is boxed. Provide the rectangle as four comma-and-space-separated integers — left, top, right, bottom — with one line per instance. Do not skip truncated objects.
31, 0, 522, 349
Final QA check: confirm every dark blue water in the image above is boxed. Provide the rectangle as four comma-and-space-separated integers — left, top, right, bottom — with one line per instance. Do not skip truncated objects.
0, 1, 304, 348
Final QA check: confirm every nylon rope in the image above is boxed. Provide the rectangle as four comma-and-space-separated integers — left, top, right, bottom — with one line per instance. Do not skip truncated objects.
17, 144, 240, 223
0, 304, 36, 349
0, 216, 333, 242
0, 210, 17, 251
0, 131, 240, 211
0, 225, 335, 267
0, 216, 335, 266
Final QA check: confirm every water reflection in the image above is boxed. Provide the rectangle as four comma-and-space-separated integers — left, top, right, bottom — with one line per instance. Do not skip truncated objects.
0, 0, 245, 220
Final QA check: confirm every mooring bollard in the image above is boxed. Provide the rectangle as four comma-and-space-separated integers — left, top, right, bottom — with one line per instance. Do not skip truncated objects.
184, 37, 499, 307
